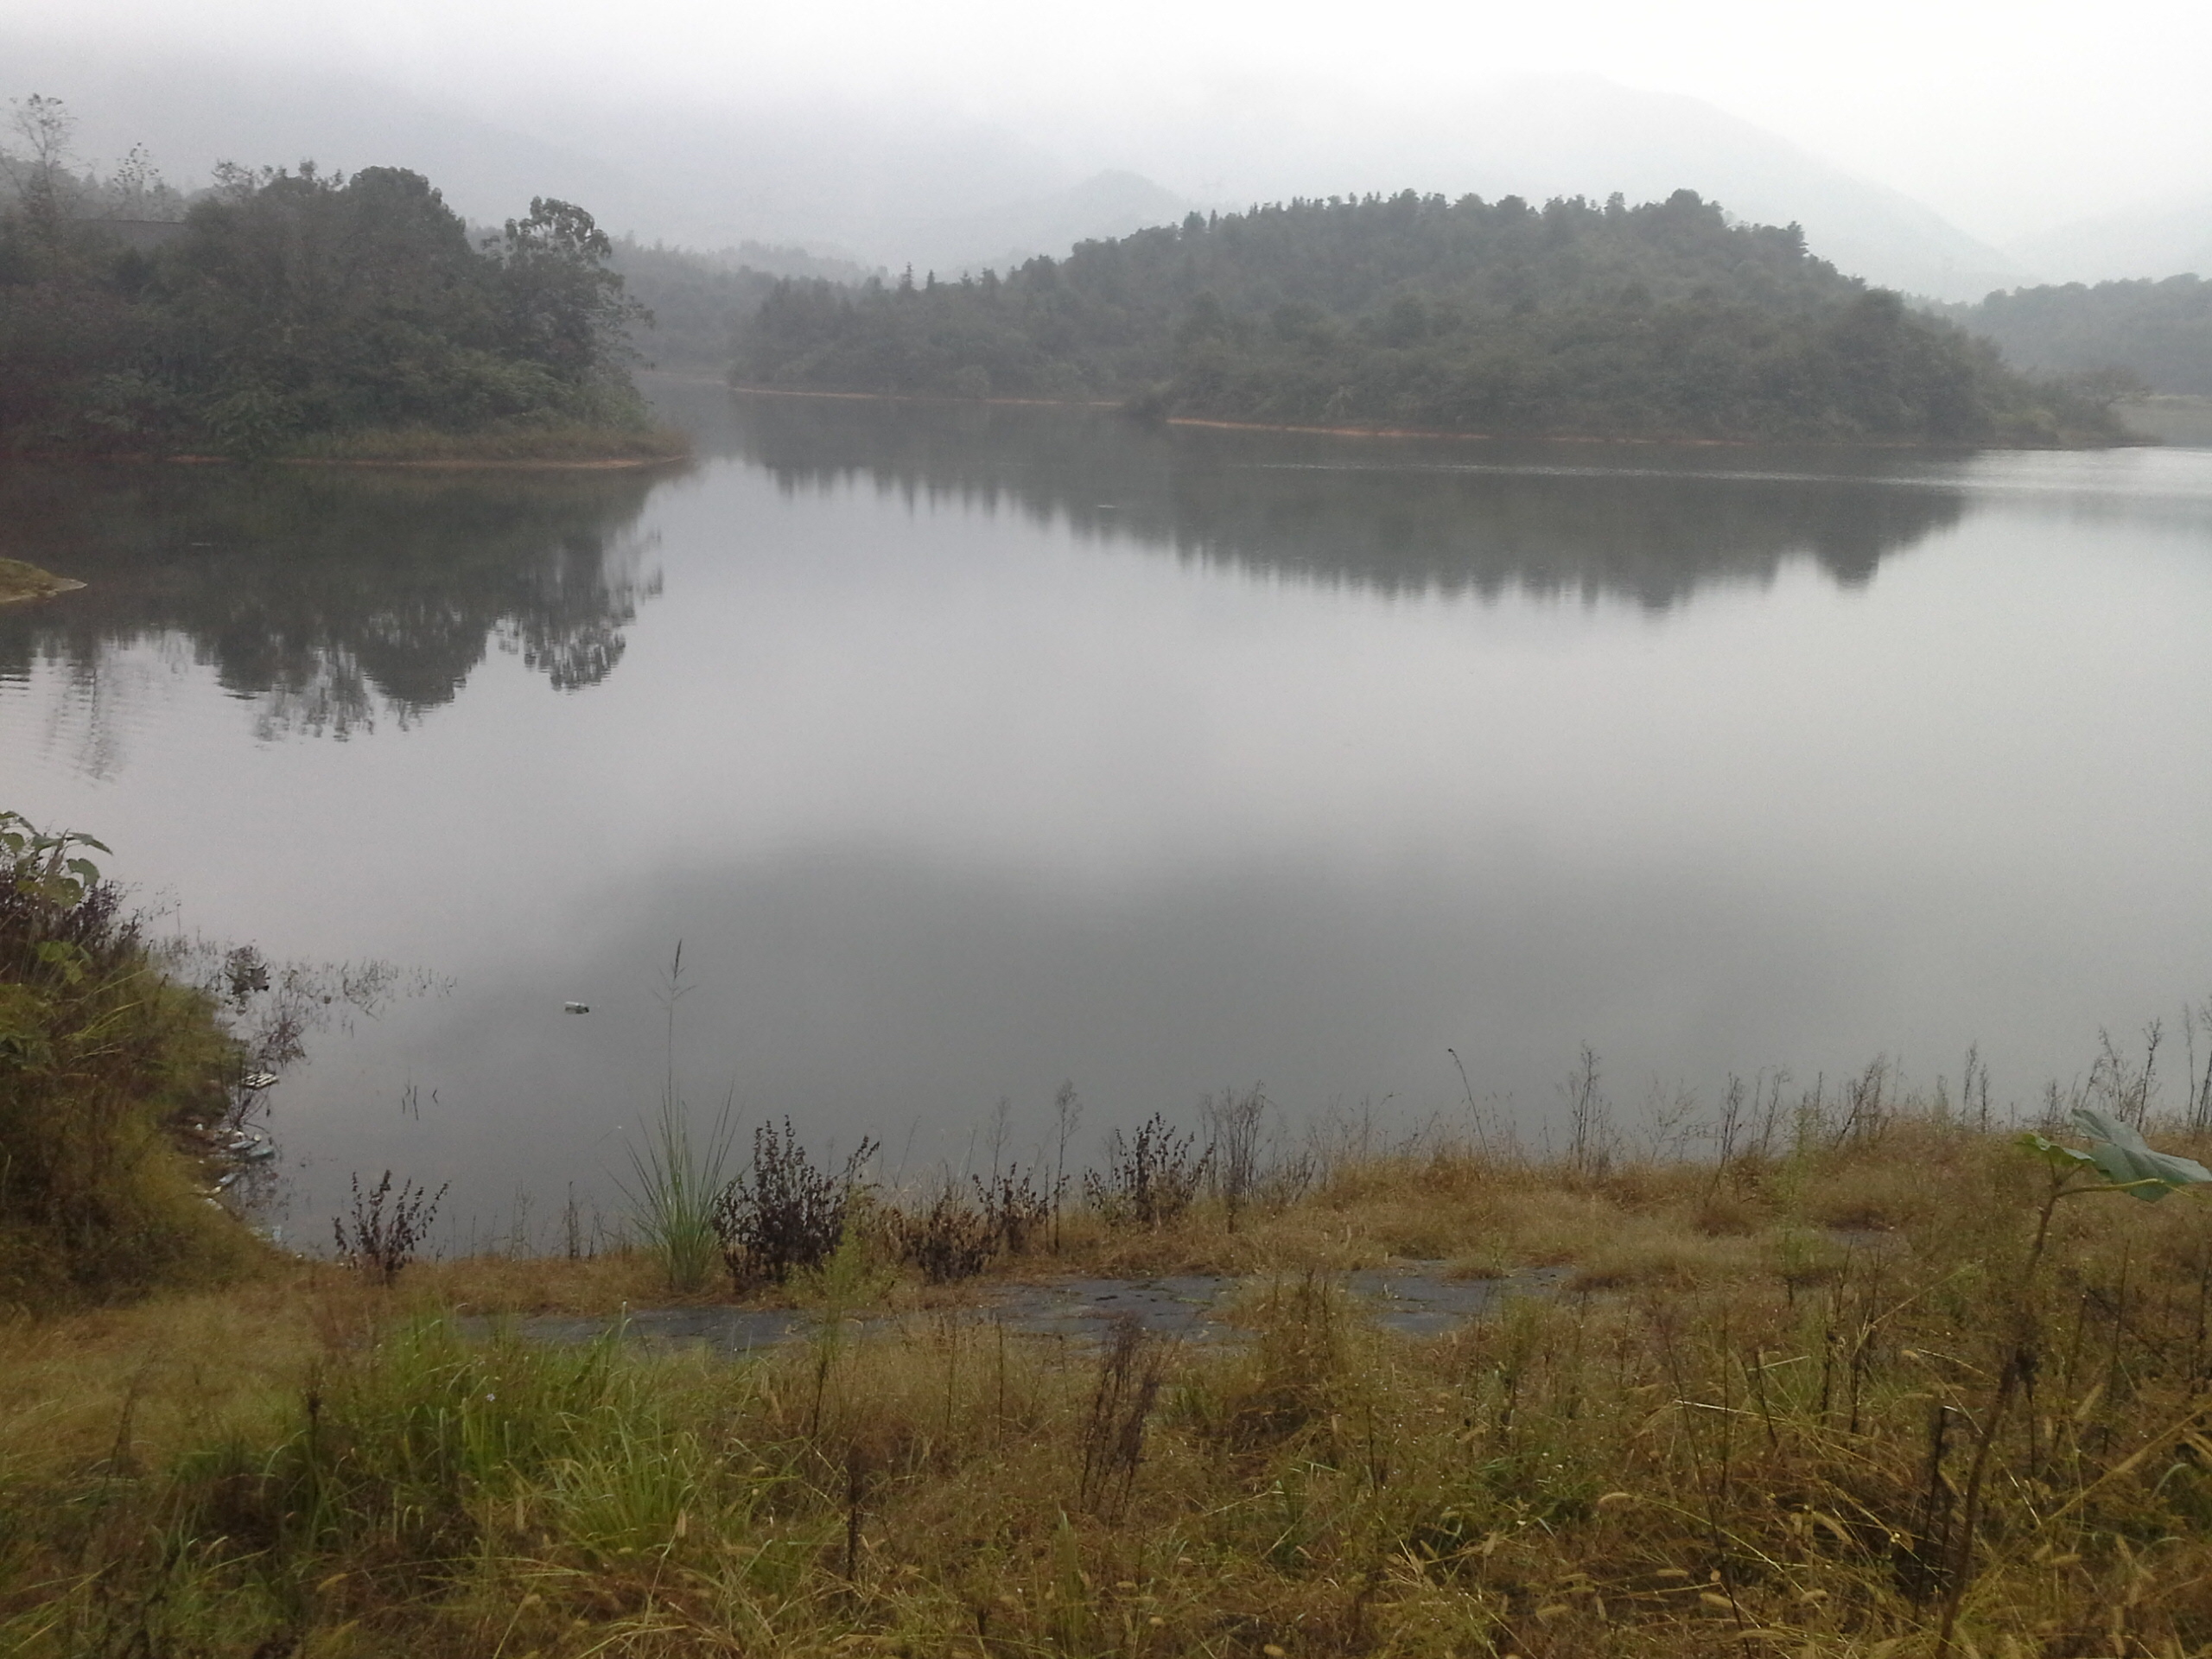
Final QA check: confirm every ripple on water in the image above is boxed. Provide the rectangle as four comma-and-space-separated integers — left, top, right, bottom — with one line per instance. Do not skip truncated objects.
0, 641, 238, 787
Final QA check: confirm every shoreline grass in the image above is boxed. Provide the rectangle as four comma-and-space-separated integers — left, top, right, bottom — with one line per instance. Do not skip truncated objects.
12, 1109, 2212, 1656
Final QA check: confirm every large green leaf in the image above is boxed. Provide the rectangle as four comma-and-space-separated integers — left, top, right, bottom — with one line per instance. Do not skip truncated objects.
2072, 1107, 2212, 1202
2018, 1131, 2098, 1175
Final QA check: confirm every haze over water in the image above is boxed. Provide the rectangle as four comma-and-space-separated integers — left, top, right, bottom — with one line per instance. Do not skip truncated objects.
4, 386, 2210, 1238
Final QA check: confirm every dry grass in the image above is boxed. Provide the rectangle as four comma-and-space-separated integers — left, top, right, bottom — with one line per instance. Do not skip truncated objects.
0, 1272, 326, 1484
10, 1109, 2212, 1656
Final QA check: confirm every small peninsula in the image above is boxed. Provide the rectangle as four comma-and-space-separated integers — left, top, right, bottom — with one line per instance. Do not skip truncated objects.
735, 189, 2125, 446
0, 556, 79, 603
0, 122, 682, 464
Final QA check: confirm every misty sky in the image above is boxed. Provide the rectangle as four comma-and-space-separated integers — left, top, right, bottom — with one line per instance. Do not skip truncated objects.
9, 0, 2208, 245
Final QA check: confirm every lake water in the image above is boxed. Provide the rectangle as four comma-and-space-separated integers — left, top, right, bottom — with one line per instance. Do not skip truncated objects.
5, 384, 2212, 1243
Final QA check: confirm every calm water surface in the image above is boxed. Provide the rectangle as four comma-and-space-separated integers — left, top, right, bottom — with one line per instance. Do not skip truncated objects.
4, 385, 2210, 1239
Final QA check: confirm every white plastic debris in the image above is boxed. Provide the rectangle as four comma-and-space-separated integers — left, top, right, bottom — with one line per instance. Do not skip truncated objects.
241, 1071, 280, 1091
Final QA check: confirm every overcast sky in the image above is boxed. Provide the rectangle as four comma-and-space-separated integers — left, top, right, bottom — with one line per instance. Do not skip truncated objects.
7, 0, 2209, 244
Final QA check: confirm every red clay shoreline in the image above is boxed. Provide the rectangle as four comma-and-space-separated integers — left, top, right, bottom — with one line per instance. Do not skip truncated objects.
1, 451, 690, 471
269, 454, 690, 472
722, 383, 2120, 451
726, 384, 1121, 412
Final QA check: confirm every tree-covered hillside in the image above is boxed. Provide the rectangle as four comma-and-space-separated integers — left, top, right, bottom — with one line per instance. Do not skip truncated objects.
0, 98, 665, 457
735, 189, 2121, 445
1936, 276, 2212, 397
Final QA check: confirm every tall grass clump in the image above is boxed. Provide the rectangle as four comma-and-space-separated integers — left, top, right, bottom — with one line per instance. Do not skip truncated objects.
620, 1093, 734, 1295
617, 944, 734, 1294
0, 810, 253, 1306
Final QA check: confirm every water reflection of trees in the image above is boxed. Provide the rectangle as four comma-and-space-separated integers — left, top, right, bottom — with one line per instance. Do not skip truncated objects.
702, 391, 1968, 607
0, 465, 660, 741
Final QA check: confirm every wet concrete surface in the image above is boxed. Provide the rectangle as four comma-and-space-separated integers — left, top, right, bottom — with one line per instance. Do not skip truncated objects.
1344, 1265, 1574, 1336
464, 1263, 1572, 1355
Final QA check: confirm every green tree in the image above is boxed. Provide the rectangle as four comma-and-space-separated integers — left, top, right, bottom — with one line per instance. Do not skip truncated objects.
491, 196, 645, 385
0, 94, 79, 250
0, 95, 665, 455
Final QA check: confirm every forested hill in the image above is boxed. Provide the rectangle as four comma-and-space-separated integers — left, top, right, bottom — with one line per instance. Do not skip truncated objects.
1933, 276, 2212, 397
734, 190, 2122, 445
1, 99, 666, 460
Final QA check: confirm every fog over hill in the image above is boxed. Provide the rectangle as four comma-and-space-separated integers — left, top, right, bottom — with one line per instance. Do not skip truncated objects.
6, 38, 2033, 300
898, 172, 1192, 283
1, 41, 664, 242
1065, 75, 2026, 302
2006, 194, 2212, 285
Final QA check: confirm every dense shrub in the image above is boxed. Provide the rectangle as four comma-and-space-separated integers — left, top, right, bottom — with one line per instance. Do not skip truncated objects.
710, 1119, 876, 1287
0, 812, 253, 1306
887, 1168, 1053, 1282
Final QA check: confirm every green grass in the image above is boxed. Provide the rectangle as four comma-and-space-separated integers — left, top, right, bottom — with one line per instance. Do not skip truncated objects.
620, 1096, 735, 1295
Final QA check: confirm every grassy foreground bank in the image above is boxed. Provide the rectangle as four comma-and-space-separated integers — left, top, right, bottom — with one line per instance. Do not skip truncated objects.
11, 1108, 2212, 1658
